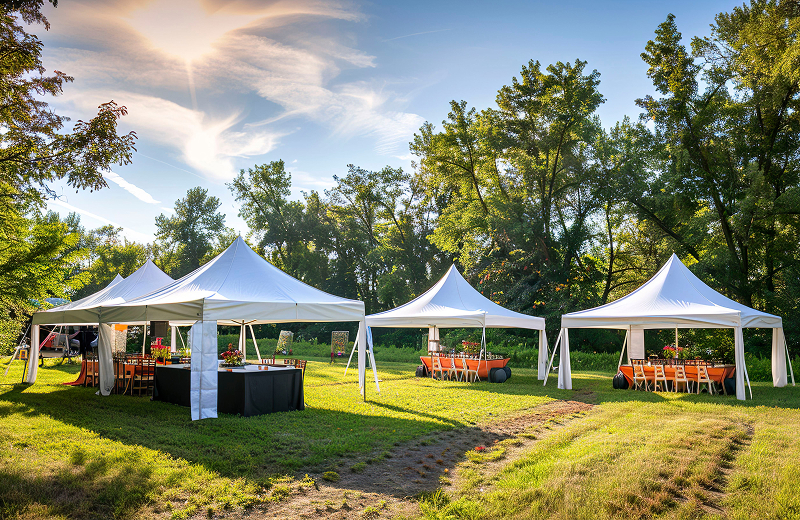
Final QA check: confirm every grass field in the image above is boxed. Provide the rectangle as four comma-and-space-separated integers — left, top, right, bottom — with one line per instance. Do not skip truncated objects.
0, 357, 798, 519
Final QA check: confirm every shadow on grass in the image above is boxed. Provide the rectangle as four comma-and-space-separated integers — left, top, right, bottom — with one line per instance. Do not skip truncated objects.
0, 448, 157, 520
0, 382, 466, 484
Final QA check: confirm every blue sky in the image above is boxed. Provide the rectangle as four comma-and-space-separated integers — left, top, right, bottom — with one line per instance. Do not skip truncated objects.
37, 0, 734, 243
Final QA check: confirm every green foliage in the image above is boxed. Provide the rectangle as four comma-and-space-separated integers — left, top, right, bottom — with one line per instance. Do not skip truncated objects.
321, 471, 339, 482
154, 187, 232, 278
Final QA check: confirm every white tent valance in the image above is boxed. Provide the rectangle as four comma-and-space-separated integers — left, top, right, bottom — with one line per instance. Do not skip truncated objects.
549, 254, 794, 399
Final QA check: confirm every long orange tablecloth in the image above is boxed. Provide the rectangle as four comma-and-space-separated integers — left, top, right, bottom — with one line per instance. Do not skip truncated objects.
63, 359, 155, 386
619, 364, 735, 391
420, 356, 509, 379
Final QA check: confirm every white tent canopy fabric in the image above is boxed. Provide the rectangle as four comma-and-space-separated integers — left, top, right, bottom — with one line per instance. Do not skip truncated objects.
366, 265, 545, 330
552, 254, 793, 400
27, 262, 173, 389
94, 237, 368, 420
33, 261, 172, 326
366, 265, 549, 378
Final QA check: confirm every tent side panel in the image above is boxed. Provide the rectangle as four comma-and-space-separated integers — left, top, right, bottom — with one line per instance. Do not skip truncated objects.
630, 329, 645, 359
190, 321, 218, 420
772, 327, 788, 387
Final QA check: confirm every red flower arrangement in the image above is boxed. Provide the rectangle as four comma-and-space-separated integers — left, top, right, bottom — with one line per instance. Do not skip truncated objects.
662, 345, 685, 359
221, 343, 244, 366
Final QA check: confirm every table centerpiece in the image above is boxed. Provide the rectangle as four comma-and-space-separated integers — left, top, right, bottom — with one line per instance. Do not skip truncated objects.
220, 345, 244, 367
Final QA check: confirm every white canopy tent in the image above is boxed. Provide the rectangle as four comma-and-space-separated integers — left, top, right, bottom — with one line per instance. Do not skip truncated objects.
548, 254, 794, 400
92, 237, 370, 420
27, 260, 174, 391
366, 265, 548, 377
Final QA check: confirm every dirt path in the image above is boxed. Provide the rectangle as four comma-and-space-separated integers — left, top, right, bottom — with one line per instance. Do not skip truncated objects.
219, 400, 593, 519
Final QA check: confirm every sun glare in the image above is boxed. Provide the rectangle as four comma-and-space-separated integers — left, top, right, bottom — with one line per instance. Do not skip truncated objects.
128, 0, 257, 63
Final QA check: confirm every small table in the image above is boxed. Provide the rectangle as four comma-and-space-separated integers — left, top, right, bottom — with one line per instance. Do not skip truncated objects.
153, 364, 305, 416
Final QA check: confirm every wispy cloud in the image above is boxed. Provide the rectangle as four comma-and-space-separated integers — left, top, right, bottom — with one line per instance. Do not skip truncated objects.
48, 199, 151, 243
44, 0, 424, 178
382, 29, 452, 42
104, 170, 160, 204
65, 91, 283, 181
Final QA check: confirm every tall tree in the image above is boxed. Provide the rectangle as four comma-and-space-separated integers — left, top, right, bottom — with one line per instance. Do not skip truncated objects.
0, 0, 136, 352
635, 5, 800, 310
154, 187, 229, 278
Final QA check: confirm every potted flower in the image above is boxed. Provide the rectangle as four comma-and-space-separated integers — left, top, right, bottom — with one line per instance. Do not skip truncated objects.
151, 344, 171, 363
220, 346, 244, 367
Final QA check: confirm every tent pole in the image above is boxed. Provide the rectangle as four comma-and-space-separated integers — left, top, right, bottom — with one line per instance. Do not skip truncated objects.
543, 330, 562, 386
367, 326, 380, 393
142, 323, 147, 356
675, 328, 679, 350
344, 337, 357, 376
784, 328, 795, 386
617, 330, 629, 370
249, 324, 262, 363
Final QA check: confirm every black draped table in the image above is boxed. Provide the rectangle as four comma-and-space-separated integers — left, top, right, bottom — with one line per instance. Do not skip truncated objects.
153, 364, 305, 416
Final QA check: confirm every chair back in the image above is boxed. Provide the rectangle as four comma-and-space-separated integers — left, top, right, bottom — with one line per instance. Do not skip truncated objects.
674, 365, 687, 379
697, 365, 711, 380
654, 364, 667, 378
633, 363, 646, 379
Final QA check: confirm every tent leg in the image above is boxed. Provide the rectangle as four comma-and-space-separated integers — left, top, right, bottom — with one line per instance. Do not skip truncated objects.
617, 331, 629, 371
367, 327, 380, 393
141, 323, 148, 356
785, 328, 795, 386
249, 325, 262, 363
543, 330, 562, 387
343, 338, 357, 377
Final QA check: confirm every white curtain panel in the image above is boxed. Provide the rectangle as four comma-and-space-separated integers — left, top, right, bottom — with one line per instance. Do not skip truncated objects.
538, 329, 549, 380
558, 328, 572, 390
25, 324, 40, 383
190, 320, 218, 420
97, 323, 115, 395
772, 327, 788, 387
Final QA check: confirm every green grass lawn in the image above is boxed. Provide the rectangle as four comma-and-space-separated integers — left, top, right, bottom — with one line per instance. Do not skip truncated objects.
0, 358, 798, 519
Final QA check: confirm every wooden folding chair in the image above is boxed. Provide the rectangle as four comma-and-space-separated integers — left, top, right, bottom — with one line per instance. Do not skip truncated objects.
652, 364, 668, 392
431, 354, 446, 380
132, 358, 156, 397
696, 365, 715, 395
673, 364, 690, 393
631, 360, 649, 391
463, 355, 480, 383
445, 354, 461, 381
84, 355, 99, 388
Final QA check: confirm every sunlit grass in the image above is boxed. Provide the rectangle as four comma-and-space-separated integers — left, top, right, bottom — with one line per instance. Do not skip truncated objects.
2, 358, 799, 519
0, 358, 551, 518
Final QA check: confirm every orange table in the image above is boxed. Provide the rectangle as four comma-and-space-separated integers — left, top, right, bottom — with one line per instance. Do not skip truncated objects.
420, 355, 509, 379
619, 364, 735, 393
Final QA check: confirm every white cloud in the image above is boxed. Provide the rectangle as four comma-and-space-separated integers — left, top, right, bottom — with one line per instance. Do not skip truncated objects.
48, 199, 151, 243
104, 170, 160, 204
64, 91, 282, 181
44, 0, 424, 180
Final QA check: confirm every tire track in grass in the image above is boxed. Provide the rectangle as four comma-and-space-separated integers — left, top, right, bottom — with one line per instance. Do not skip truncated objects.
228, 401, 592, 519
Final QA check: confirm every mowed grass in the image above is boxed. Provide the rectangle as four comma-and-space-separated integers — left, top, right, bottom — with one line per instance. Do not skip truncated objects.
0, 358, 553, 518
422, 373, 800, 520
1, 359, 799, 519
